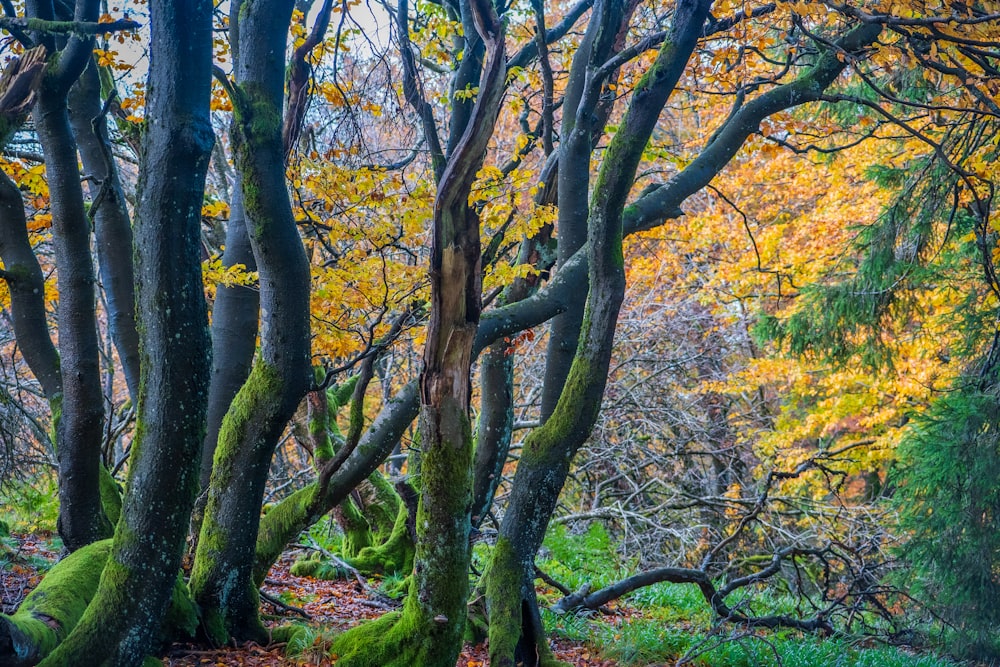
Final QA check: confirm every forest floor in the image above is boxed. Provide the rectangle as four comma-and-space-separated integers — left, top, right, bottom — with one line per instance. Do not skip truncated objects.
1, 533, 618, 667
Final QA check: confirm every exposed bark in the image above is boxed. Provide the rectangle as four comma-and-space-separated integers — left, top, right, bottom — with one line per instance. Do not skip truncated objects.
36, 0, 216, 662
328, 0, 505, 663
191, 0, 312, 643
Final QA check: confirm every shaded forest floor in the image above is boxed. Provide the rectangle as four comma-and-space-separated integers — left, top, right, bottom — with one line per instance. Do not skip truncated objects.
1, 530, 972, 667
1, 532, 617, 667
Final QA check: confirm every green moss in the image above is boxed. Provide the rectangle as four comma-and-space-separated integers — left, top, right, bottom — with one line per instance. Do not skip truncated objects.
48, 394, 63, 446
98, 464, 122, 526
253, 483, 317, 585
289, 553, 349, 580
485, 537, 522, 663
197, 359, 282, 546
521, 356, 593, 466
330, 375, 360, 410
231, 81, 283, 231
348, 504, 413, 575
308, 412, 332, 463
191, 358, 282, 645
338, 499, 374, 558
162, 577, 199, 642
328, 602, 439, 667
1, 540, 110, 664
358, 473, 401, 541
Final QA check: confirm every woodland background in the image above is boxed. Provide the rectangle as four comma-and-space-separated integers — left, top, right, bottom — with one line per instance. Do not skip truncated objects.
1, 0, 1000, 665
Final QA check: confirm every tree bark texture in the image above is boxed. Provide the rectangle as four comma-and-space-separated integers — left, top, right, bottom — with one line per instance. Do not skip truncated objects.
28, 0, 111, 551
36, 0, 216, 663
191, 0, 312, 644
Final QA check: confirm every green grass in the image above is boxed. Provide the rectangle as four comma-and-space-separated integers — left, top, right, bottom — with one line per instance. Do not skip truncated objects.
536, 525, 964, 667
692, 636, 956, 667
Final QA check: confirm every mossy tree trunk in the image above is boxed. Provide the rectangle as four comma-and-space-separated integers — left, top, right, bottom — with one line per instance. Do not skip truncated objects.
190, 0, 312, 644
328, 1, 505, 664
253, 381, 420, 584
1, 541, 200, 667
34, 1, 216, 663
485, 2, 712, 664
27, 0, 112, 551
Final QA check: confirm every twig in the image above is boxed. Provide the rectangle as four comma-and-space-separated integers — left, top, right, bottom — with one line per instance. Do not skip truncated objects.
259, 589, 311, 619
296, 538, 397, 607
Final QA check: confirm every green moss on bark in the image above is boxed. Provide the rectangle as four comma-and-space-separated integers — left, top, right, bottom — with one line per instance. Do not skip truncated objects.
357, 473, 401, 541
484, 537, 521, 663
0, 541, 109, 666
337, 498, 373, 559
328, 596, 447, 667
191, 358, 283, 646
348, 503, 413, 575
98, 464, 122, 526
253, 484, 317, 586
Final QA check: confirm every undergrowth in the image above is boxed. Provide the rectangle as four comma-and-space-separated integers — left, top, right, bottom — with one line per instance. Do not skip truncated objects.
536, 523, 963, 667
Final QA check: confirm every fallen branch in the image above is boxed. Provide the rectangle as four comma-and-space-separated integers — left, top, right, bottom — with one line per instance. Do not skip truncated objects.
550, 548, 835, 634
296, 538, 397, 607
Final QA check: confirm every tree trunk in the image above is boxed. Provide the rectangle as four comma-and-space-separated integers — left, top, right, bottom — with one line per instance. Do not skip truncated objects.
190, 0, 312, 643
68, 58, 141, 402
471, 340, 514, 526
486, 2, 712, 663
0, 170, 61, 402
328, 1, 505, 663
31, 15, 111, 550
35, 0, 216, 663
